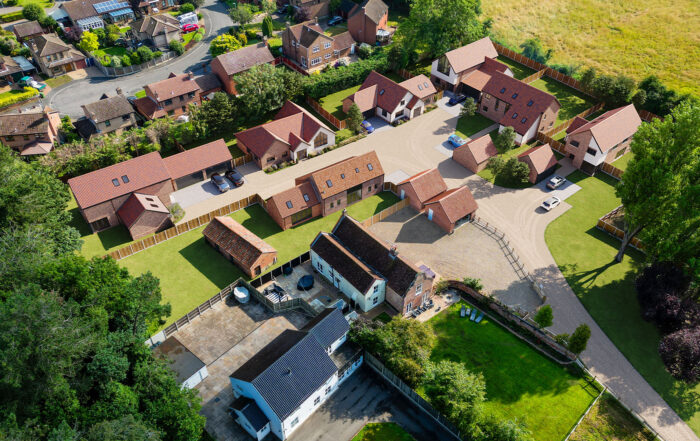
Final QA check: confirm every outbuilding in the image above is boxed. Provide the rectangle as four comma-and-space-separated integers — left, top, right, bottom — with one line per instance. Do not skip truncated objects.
163, 139, 233, 190
153, 336, 208, 389
517, 143, 558, 184
424, 186, 478, 234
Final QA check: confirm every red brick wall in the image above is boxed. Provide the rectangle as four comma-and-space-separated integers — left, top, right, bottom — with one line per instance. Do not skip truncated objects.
452, 147, 484, 173
129, 210, 171, 239
536, 102, 559, 133
426, 203, 455, 233
210, 58, 235, 95
478, 93, 506, 123
397, 182, 424, 212
386, 273, 435, 315
564, 131, 592, 169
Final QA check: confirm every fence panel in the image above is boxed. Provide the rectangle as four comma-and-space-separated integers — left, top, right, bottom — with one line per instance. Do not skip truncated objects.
522, 69, 546, 84
305, 96, 347, 130
596, 206, 644, 251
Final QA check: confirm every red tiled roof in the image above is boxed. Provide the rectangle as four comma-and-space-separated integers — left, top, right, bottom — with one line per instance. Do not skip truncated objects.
398, 168, 446, 204
444, 37, 498, 74
145, 73, 200, 102
133, 96, 165, 119
267, 181, 319, 218
309, 151, 384, 198
117, 192, 168, 228
483, 72, 560, 135
566, 104, 641, 153
203, 216, 276, 268
458, 134, 498, 164
68, 151, 171, 209
163, 139, 232, 180
424, 186, 478, 223
518, 143, 558, 174
399, 74, 437, 100
566, 116, 588, 134
345, 71, 409, 114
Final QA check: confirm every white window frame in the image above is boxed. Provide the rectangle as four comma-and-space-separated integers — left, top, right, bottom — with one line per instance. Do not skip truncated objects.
310, 57, 322, 66
324, 41, 331, 49
324, 53, 331, 59
312, 45, 320, 53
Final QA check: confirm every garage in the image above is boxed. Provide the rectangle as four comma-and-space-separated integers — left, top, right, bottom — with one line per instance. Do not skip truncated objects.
163, 139, 233, 190
205, 161, 231, 178
174, 171, 205, 190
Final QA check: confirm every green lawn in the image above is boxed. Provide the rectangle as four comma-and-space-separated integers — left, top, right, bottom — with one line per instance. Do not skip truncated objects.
119, 193, 400, 327
455, 113, 496, 139
11, 0, 53, 8
569, 393, 656, 441
135, 90, 146, 98
44, 75, 72, 89
183, 29, 203, 46
611, 152, 633, 172
324, 24, 348, 36
93, 46, 128, 60
352, 423, 415, 441
530, 77, 597, 126
476, 137, 536, 188
427, 302, 598, 441
496, 55, 537, 80
319, 85, 361, 120
544, 171, 700, 435
387, 10, 407, 27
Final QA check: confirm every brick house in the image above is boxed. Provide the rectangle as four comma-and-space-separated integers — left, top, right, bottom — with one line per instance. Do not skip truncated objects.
77, 92, 138, 139
0, 108, 61, 156
563, 104, 642, 175
266, 151, 384, 230
397, 168, 447, 212
347, 0, 388, 45
480, 72, 560, 145
211, 43, 275, 95
289, 0, 330, 19
398, 74, 439, 106
423, 186, 478, 234
203, 216, 278, 278
68, 139, 232, 238
131, 14, 181, 51
235, 101, 335, 169
13, 21, 45, 43
342, 70, 425, 122
133, 72, 221, 120
452, 133, 497, 173
27, 33, 86, 77
60, 0, 135, 35
430, 37, 513, 94
311, 213, 435, 315
281, 20, 355, 73
517, 143, 558, 184
116, 192, 171, 240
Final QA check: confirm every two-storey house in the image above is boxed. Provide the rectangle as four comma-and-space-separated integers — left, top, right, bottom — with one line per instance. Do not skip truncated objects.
342, 70, 425, 122
281, 20, 355, 73
133, 72, 221, 120
131, 14, 181, 51
27, 33, 86, 77
77, 91, 137, 139
0, 107, 61, 156
347, 0, 389, 45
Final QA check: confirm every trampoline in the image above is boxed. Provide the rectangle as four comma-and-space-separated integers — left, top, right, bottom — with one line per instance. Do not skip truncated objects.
297, 275, 314, 290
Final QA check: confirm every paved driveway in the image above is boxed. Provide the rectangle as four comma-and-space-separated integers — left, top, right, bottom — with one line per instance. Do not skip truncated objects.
288, 367, 458, 441
170, 177, 247, 209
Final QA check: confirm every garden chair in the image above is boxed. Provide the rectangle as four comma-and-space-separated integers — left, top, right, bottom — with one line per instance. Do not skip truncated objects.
475, 312, 484, 323
470, 309, 477, 321
460, 305, 467, 317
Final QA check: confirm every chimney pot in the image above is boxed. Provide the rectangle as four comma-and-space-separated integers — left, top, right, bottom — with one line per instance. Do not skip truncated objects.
188, 71, 194, 80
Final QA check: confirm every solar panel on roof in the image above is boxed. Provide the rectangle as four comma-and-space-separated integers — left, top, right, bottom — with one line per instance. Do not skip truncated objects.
94, 0, 129, 13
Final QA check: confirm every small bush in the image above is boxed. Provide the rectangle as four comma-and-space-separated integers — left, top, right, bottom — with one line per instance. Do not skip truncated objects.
0, 11, 24, 23
153, 50, 162, 58
462, 277, 483, 291
193, 32, 203, 42
136, 46, 154, 62
237, 32, 247, 46
169, 40, 184, 55
169, 203, 185, 223
357, 43, 372, 59
179, 3, 195, 13
245, 29, 257, 40
120, 55, 131, 66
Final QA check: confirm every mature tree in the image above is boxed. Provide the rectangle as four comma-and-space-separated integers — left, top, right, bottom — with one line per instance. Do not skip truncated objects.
479, 416, 534, 441
346, 103, 364, 133
637, 76, 680, 116
190, 92, 237, 136
181, 0, 204, 8
489, 157, 529, 185
262, 15, 274, 37
424, 360, 485, 432
615, 101, 700, 264
329, 0, 341, 13
293, 5, 311, 22
659, 326, 700, 383
85, 415, 161, 441
567, 324, 591, 354
635, 262, 698, 333
136, 46, 154, 62
460, 98, 477, 118
229, 4, 254, 28
386, 43, 418, 70
234, 64, 302, 121
533, 304, 553, 328
38, 14, 57, 31
520, 38, 552, 64
493, 127, 516, 152
22, 3, 44, 21
77, 30, 99, 53
179, 2, 195, 13
396, 0, 490, 58
169, 39, 184, 55
590, 73, 636, 108
260, 0, 276, 14
209, 33, 242, 57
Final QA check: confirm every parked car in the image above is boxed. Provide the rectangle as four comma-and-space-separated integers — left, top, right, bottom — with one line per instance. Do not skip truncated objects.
546, 175, 566, 190
19, 76, 46, 90
361, 120, 374, 134
448, 134, 466, 148
391, 115, 408, 126
328, 16, 343, 25
541, 196, 561, 211
182, 23, 199, 33
211, 174, 231, 193
225, 169, 244, 187
448, 94, 467, 106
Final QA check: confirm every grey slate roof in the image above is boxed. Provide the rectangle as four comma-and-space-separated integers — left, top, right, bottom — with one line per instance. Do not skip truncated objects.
302, 308, 350, 350
153, 337, 205, 384
311, 233, 380, 295
231, 396, 269, 432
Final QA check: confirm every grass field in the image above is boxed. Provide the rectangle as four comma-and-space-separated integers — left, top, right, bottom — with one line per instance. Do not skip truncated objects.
569, 394, 656, 441
119, 193, 400, 327
324, 24, 348, 36
611, 152, 633, 172
544, 171, 700, 435
455, 114, 495, 139
44, 75, 72, 89
483, 0, 700, 96
352, 423, 415, 441
530, 77, 596, 126
427, 302, 598, 441
319, 85, 361, 119
93, 46, 128, 59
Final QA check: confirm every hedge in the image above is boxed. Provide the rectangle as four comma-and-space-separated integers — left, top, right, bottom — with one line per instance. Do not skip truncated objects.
302, 51, 389, 99
0, 11, 24, 23
0, 87, 38, 109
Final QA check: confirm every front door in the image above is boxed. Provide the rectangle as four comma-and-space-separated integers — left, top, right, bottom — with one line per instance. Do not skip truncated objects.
427, 208, 434, 221
297, 148, 307, 160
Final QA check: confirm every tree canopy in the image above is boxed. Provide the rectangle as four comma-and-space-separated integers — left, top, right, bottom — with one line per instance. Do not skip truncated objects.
209, 33, 242, 57
233, 63, 303, 122
77, 31, 99, 53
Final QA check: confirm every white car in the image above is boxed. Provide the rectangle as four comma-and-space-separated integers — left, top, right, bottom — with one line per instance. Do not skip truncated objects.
541, 196, 561, 211
546, 175, 566, 190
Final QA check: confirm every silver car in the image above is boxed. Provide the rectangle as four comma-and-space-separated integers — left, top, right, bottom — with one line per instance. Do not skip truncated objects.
541, 196, 561, 211
546, 175, 566, 190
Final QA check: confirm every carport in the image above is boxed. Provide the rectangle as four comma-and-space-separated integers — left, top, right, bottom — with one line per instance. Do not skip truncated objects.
163, 139, 233, 190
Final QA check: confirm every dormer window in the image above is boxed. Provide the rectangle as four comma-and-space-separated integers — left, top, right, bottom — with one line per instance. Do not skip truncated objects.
424, 82, 429, 88
326, 180, 333, 187
512, 113, 518, 119
417, 84, 423, 91
303, 193, 310, 202
111, 179, 120, 187
286, 201, 293, 209
500, 87, 506, 93
367, 163, 373, 171
121, 175, 129, 183
511, 93, 518, 99
527, 100, 534, 106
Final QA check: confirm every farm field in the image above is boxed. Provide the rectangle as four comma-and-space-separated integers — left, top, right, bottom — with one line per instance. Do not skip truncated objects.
483, 0, 700, 95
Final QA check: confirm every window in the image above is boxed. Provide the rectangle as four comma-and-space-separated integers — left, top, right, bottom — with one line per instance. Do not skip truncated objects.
286, 201, 293, 209
416, 283, 422, 294
333, 50, 339, 56
325, 386, 331, 395
311, 57, 322, 66
367, 186, 371, 192
181, 106, 187, 112
5, 136, 13, 141
164, 99, 173, 105
317, 262, 323, 271
374, 184, 378, 190
527, 100, 534, 106
105, 120, 111, 127
520, 117, 527, 123
367, 163, 373, 171
373, 285, 379, 293
267, 156, 275, 163
623, 137, 630, 143
417, 84, 423, 91
291, 417, 299, 428
314, 396, 320, 405
586, 148, 597, 156
303, 193, 310, 202
121, 175, 129, 183
167, 109, 175, 115
379, 89, 385, 95
436, 55, 450, 75
495, 100, 500, 110
373, 297, 378, 305
382, 109, 388, 116
511, 93, 518, 99
482, 106, 488, 112
355, 168, 359, 173
512, 113, 518, 119
339, 173, 345, 180
301, 56, 307, 67
111, 179, 120, 187
90, 217, 110, 231
314, 132, 328, 148
570, 140, 579, 147
330, 201, 334, 208
326, 179, 333, 187
499, 87, 506, 93
188, 92, 195, 99
324, 53, 331, 59
283, 151, 288, 157
400, 100, 405, 106
179, 96, 185, 102
122, 114, 130, 121
542, 113, 547, 120
324, 42, 331, 49
313, 45, 320, 53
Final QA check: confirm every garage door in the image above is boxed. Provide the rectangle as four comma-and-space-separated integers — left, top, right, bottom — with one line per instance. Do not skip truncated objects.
175, 171, 204, 189
205, 161, 230, 178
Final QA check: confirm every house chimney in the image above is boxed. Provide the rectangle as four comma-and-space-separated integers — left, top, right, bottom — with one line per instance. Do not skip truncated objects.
188, 71, 194, 80
389, 245, 398, 259
116, 87, 123, 95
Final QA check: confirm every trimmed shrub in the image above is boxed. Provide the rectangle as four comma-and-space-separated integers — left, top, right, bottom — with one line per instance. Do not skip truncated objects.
0, 87, 38, 109
169, 40, 184, 55
303, 51, 389, 99
136, 46, 154, 62
179, 3, 195, 13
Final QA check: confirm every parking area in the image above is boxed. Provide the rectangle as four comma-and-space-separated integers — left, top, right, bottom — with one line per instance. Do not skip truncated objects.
365, 116, 393, 133
288, 367, 458, 441
533, 171, 582, 203
172, 297, 310, 441
169, 175, 247, 209
369, 208, 542, 312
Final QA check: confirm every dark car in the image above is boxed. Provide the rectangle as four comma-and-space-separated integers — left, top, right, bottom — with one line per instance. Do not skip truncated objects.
225, 169, 244, 187
328, 16, 343, 26
210, 174, 231, 193
448, 94, 467, 106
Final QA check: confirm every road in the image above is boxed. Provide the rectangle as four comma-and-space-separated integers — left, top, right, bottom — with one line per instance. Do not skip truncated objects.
45, 0, 232, 118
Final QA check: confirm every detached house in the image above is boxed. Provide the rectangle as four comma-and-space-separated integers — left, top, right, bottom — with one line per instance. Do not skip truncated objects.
235, 101, 335, 169
77, 91, 137, 139
60, 0, 134, 34
452, 133, 497, 173
563, 104, 642, 175
517, 143, 558, 184
0, 108, 61, 156
266, 151, 384, 230
230, 308, 362, 441
342, 70, 425, 123
281, 20, 355, 73
430, 37, 512, 94
27, 33, 86, 77
131, 14, 181, 51
133, 72, 221, 120
347, 0, 389, 45
211, 43, 276, 95
311, 213, 435, 315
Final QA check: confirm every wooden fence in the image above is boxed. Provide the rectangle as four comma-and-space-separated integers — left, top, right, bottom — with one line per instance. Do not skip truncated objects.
536, 131, 567, 155
638, 109, 662, 122
233, 154, 253, 168
544, 101, 605, 137
599, 162, 625, 180
360, 197, 408, 227
306, 96, 348, 130
521, 68, 547, 84
596, 206, 644, 251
